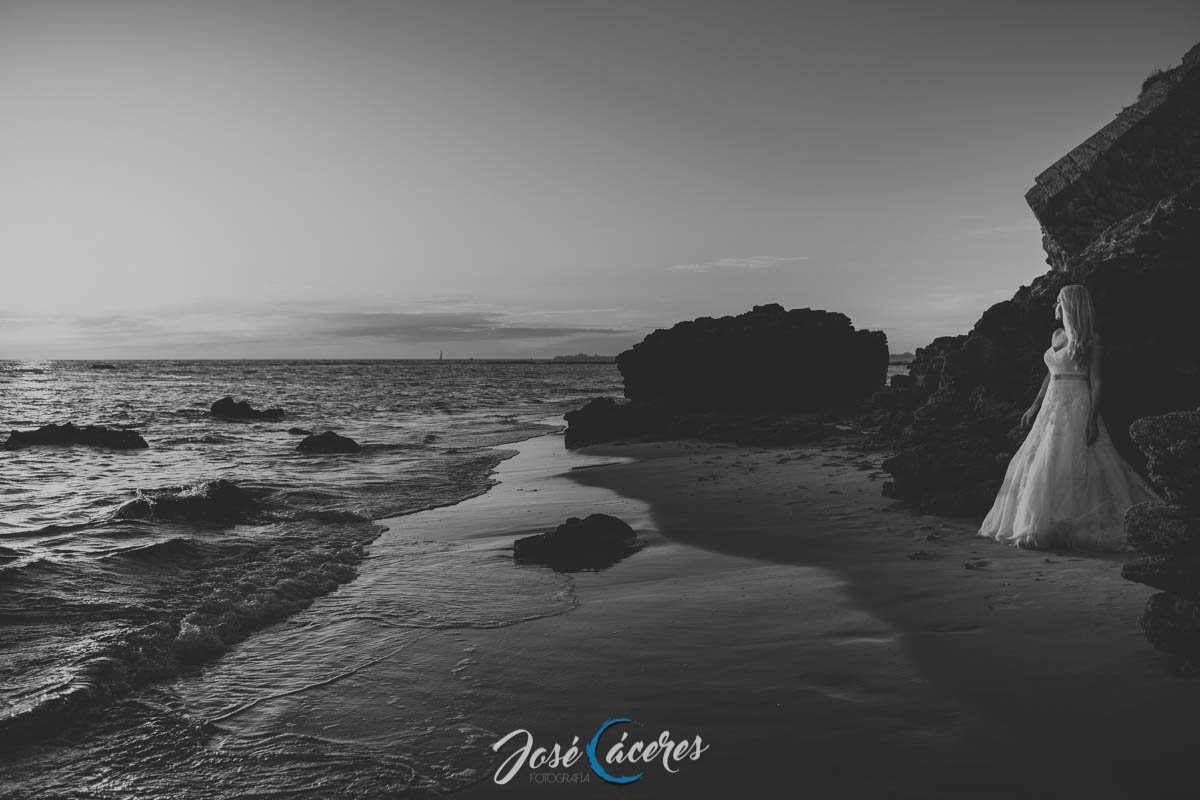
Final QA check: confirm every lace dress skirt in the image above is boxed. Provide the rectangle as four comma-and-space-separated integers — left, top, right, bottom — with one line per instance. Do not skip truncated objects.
978, 373, 1164, 551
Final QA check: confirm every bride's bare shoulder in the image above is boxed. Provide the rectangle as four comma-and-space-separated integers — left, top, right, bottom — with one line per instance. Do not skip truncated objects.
1051, 327, 1066, 345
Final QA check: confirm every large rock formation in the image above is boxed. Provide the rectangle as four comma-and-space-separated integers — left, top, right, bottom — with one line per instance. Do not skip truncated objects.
878, 41, 1200, 515
2, 423, 148, 450
565, 304, 888, 447
618, 304, 887, 411
1121, 407, 1200, 669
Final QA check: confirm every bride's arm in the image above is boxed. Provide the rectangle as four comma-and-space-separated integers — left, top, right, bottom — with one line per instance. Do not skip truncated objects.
1023, 374, 1050, 426
1086, 337, 1103, 445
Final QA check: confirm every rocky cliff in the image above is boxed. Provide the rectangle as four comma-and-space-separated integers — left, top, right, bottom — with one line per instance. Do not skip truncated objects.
1028, 42, 1200, 269
877, 41, 1200, 515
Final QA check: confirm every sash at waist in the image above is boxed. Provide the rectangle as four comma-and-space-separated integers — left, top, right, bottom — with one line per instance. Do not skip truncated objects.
1053, 374, 1089, 381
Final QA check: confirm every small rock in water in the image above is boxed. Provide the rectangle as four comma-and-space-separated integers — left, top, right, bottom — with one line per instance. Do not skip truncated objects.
513, 513, 640, 572
287, 427, 313, 436
210, 396, 286, 421
297, 431, 361, 453
114, 479, 259, 522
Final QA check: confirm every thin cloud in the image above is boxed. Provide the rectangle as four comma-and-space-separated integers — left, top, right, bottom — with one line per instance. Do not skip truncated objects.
304, 310, 632, 342
668, 255, 809, 272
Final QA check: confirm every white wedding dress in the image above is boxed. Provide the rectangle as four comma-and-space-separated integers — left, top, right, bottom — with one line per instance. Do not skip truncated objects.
978, 340, 1164, 551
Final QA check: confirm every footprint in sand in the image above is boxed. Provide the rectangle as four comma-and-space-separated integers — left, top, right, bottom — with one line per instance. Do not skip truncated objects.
985, 593, 1031, 610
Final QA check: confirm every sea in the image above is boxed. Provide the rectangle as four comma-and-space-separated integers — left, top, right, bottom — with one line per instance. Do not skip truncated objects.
0, 359, 622, 798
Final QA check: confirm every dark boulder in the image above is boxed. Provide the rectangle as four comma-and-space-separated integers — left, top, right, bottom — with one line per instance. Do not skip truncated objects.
513, 514, 640, 572
114, 479, 259, 523
88, 363, 118, 370
1124, 502, 1200, 555
1123, 556, 1200, 601
1140, 592, 1200, 662
1129, 408, 1200, 507
2, 423, 148, 451
297, 431, 361, 453
210, 397, 286, 421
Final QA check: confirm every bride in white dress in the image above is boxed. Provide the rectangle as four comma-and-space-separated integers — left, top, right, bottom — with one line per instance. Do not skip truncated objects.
979, 284, 1164, 551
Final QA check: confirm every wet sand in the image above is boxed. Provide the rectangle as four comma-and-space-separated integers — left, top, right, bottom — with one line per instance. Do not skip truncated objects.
437, 433, 1200, 798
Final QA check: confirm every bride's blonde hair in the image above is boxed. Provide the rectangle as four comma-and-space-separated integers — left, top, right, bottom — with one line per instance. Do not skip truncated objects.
1059, 284, 1096, 366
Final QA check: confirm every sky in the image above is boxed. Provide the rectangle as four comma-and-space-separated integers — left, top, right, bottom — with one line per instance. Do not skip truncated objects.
1, 0, 1197, 358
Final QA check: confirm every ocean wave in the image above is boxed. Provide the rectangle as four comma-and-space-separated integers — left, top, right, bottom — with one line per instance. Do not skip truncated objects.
0, 521, 96, 539
275, 509, 372, 523
0, 555, 72, 581
157, 434, 232, 446
165, 408, 212, 418
0, 518, 381, 746
101, 537, 205, 567
358, 441, 430, 453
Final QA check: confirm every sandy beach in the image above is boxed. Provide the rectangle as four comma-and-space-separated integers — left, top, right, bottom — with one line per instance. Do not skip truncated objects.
180, 427, 1200, 798
5, 8, 1199, 799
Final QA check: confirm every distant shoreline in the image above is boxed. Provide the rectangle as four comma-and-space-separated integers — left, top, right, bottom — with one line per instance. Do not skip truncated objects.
0, 357, 621, 364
